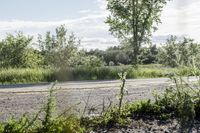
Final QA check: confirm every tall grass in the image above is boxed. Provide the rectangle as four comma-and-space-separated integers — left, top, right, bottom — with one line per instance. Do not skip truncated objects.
0, 68, 54, 84
0, 65, 199, 84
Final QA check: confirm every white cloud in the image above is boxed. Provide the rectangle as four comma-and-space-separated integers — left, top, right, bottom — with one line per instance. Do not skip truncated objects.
95, 0, 107, 10
0, 0, 200, 49
81, 37, 118, 50
0, 4, 113, 50
154, 0, 200, 41
78, 9, 92, 14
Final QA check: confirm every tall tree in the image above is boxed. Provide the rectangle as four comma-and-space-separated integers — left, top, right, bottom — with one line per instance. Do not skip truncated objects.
106, 0, 170, 66
38, 25, 80, 68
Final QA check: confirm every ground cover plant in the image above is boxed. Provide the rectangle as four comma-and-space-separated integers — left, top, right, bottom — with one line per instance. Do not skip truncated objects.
81, 72, 200, 132
1, 71, 200, 132
0, 83, 85, 133
0, 0, 200, 132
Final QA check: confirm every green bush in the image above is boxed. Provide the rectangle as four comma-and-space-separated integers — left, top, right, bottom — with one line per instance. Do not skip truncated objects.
85, 74, 200, 131
153, 75, 200, 132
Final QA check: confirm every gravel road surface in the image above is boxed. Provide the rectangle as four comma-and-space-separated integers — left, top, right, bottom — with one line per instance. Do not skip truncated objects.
0, 77, 197, 121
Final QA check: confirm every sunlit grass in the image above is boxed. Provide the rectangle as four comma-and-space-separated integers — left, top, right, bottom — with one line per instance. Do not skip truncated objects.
0, 65, 198, 84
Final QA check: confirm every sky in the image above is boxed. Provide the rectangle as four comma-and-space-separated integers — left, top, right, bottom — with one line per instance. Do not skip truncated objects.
0, 0, 200, 50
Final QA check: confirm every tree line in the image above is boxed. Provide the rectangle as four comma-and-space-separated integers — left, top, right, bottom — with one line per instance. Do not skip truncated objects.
0, 25, 199, 69
0, 0, 175, 69
87, 36, 200, 68
0, 25, 105, 69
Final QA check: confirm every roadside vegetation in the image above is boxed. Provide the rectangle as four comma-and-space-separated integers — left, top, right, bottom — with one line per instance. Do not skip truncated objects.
0, 13, 200, 84
1, 0, 200, 132
0, 65, 199, 84
0, 29, 200, 84
1, 72, 200, 133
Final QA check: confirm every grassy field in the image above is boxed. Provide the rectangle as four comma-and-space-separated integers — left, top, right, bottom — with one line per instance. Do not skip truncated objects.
0, 68, 54, 84
0, 64, 197, 84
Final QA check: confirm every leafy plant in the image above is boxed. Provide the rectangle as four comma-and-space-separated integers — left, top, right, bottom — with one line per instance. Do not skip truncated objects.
158, 36, 200, 68
154, 74, 200, 132
118, 72, 127, 114
0, 83, 85, 133
0, 32, 43, 68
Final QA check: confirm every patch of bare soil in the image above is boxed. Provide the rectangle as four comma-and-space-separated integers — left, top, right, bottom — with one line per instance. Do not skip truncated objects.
92, 119, 200, 133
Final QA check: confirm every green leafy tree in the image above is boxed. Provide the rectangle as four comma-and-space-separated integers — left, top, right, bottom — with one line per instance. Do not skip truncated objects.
139, 45, 158, 64
38, 25, 80, 68
157, 36, 179, 67
158, 36, 200, 67
104, 50, 119, 65
115, 52, 131, 65
83, 55, 105, 67
0, 32, 43, 68
106, 0, 170, 66
22, 48, 44, 68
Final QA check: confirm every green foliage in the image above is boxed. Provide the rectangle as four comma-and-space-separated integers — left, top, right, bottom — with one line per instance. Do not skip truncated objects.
118, 72, 127, 113
158, 36, 200, 68
139, 45, 158, 64
2, 114, 34, 133
0, 32, 43, 68
84, 70, 200, 131
39, 83, 57, 132
81, 74, 129, 129
2, 29, 200, 71
68, 65, 169, 80
131, 100, 163, 116
2, 71, 200, 132
0, 68, 53, 84
85, 99, 167, 130
106, 0, 170, 65
0, 84, 85, 133
1, 65, 199, 84
82, 106, 131, 130
87, 45, 159, 66
38, 25, 80, 68
108, 61, 115, 66
153, 75, 200, 132
82, 55, 105, 67
104, 49, 132, 65
22, 48, 44, 68
157, 36, 179, 67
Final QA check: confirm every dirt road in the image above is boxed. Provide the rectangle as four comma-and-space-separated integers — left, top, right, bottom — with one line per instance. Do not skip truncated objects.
0, 77, 196, 121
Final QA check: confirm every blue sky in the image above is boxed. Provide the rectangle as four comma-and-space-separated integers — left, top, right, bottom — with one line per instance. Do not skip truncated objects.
0, 0, 200, 50
0, 0, 98, 21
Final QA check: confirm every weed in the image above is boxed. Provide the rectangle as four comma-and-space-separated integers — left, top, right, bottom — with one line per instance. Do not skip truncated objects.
0, 83, 85, 133
118, 72, 127, 114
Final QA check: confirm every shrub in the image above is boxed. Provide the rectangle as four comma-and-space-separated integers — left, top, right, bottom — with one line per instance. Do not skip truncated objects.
153, 75, 200, 132
0, 83, 85, 133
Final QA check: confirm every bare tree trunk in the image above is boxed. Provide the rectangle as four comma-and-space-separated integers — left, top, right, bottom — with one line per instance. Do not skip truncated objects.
132, 0, 139, 67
